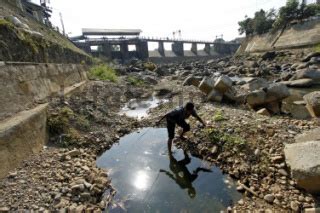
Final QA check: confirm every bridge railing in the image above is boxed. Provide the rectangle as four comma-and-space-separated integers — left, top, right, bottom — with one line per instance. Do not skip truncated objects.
72, 36, 239, 45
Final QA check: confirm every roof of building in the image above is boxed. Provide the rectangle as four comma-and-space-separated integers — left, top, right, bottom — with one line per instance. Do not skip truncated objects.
23, 0, 43, 10
82, 28, 142, 36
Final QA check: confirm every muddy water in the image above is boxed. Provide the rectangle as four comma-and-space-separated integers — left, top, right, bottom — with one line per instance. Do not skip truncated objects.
97, 128, 241, 212
119, 97, 167, 119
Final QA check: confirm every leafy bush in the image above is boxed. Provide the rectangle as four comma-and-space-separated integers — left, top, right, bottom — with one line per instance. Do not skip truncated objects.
88, 64, 118, 82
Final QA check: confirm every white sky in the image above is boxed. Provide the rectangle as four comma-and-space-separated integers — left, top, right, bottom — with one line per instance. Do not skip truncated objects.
34, 0, 289, 41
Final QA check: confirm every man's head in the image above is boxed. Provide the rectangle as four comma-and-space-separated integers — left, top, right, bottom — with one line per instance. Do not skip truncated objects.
185, 102, 194, 113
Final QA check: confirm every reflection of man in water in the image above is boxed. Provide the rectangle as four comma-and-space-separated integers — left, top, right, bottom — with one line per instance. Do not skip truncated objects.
160, 151, 211, 198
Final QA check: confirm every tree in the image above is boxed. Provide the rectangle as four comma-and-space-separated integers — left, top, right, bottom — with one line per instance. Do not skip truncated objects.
253, 9, 275, 35
238, 16, 254, 36
273, 0, 300, 29
238, 9, 275, 36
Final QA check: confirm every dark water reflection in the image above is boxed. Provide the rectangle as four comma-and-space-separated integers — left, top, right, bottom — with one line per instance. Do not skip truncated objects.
97, 128, 241, 212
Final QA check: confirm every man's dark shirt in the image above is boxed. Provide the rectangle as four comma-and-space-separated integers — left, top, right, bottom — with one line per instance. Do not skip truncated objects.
166, 107, 197, 123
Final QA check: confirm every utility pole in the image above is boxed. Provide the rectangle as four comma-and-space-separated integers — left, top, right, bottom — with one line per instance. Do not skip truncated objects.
59, 12, 66, 36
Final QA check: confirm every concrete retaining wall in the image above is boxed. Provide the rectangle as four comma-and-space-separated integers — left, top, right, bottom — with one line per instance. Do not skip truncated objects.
239, 17, 320, 53
0, 104, 47, 178
0, 63, 88, 178
0, 63, 87, 121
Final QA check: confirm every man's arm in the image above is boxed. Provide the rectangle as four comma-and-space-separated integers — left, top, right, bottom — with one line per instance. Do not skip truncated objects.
192, 111, 206, 126
156, 113, 168, 126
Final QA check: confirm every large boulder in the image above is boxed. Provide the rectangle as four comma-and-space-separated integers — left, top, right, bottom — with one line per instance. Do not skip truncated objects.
295, 127, 320, 143
264, 83, 290, 103
183, 75, 202, 87
285, 79, 315, 88
246, 90, 267, 107
198, 77, 215, 94
214, 75, 233, 93
207, 89, 223, 102
302, 52, 320, 62
241, 78, 269, 91
246, 83, 289, 110
284, 140, 320, 194
291, 69, 320, 81
304, 91, 320, 117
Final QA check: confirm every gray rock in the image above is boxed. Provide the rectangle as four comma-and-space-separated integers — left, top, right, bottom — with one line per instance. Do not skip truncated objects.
199, 77, 215, 94
241, 78, 268, 91
265, 83, 290, 103
214, 75, 233, 93
292, 69, 320, 81
264, 194, 275, 203
286, 79, 315, 87
257, 108, 270, 116
302, 52, 320, 62
246, 90, 267, 107
295, 127, 320, 143
207, 89, 223, 102
183, 76, 201, 87
284, 141, 320, 194
304, 91, 320, 117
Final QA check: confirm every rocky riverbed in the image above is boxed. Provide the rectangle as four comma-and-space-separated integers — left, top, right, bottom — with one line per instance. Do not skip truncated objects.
1, 49, 320, 211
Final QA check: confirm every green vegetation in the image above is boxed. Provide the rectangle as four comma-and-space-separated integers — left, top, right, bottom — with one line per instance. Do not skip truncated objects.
88, 64, 118, 82
239, 0, 320, 36
127, 76, 145, 86
207, 129, 246, 150
143, 62, 157, 71
213, 110, 227, 122
315, 43, 320, 52
47, 106, 90, 147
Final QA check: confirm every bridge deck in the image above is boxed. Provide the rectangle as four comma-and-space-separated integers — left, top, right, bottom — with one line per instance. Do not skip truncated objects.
72, 36, 227, 45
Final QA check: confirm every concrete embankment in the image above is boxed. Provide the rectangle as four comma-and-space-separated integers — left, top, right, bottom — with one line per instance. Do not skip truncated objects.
0, 62, 88, 178
238, 17, 320, 54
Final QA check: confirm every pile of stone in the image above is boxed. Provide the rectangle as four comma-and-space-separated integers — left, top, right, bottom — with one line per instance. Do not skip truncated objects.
280, 52, 320, 88
183, 75, 240, 103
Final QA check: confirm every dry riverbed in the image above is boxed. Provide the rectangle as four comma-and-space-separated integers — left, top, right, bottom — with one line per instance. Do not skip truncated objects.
1, 52, 320, 211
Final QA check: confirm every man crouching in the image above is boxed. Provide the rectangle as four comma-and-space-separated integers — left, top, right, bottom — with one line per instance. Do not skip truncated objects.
156, 102, 206, 153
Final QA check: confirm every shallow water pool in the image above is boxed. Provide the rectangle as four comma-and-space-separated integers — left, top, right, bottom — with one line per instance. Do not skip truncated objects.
97, 128, 242, 212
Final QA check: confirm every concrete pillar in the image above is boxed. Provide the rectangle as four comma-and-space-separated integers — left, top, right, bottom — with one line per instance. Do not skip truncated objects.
136, 41, 149, 60
172, 42, 184, 57
191, 43, 197, 55
158, 41, 165, 57
101, 43, 112, 58
120, 43, 129, 61
204, 44, 211, 55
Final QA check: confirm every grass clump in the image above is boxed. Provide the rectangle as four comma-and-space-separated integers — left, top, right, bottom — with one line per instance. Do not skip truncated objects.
89, 64, 118, 82
127, 76, 145, 86
48, 106, 90, 147
314, 43, 320, 52
213, 110, 227, 122
207, 129, 246, 150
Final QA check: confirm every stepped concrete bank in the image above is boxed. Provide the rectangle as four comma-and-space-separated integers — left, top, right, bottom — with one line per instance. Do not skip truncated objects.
0, 63, 88, 178
238, 17, 320, 53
